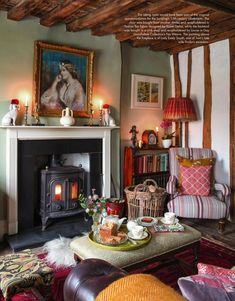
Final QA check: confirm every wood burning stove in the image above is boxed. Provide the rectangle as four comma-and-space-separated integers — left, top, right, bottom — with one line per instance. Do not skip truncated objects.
40, 155, 85, 230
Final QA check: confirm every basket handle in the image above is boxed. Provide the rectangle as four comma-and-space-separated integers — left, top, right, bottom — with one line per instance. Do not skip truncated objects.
133, 183, 149, 192
142, 179, 159, 189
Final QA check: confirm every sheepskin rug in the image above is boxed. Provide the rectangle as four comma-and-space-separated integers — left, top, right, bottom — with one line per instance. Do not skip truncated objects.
43, 236, 78, 268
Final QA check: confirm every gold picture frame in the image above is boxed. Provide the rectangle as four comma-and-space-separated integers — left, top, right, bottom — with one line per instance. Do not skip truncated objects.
33, 41, 94, 117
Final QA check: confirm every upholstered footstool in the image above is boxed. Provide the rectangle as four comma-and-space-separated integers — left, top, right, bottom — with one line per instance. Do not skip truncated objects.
70, 224, 201, 271
63, 258, 127, 301
0, 249, 54, 301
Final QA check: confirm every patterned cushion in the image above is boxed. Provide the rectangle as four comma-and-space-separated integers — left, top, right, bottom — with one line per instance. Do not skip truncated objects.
197, 263, 235, 291
180, 165, 212, 196
178, 274, 235, 301
0, 249, 54, 301
177, 156, 215, 167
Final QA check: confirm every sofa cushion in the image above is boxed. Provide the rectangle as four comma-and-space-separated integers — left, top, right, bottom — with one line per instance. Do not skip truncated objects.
96, 274, 186, 301
178, 274, 235, 301
180, 165, 212, 196
177, 156, 215, 167
197, 263, 235, 291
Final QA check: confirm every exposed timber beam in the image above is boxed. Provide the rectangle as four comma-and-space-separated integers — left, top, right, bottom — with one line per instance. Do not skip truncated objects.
40, 0, 90, 27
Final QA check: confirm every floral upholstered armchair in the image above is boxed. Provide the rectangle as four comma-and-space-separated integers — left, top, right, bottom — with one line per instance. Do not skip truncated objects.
166, 148, 230, 233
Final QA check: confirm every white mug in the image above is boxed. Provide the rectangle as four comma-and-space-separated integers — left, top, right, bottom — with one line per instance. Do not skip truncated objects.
164, 212, 175, 223
130, 225, 144, 239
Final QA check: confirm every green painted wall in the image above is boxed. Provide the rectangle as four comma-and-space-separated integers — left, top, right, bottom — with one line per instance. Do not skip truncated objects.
120, 43, 171, 192
120, 43, 171, 143
0, 12, 172, 224
0, 12, 121, 221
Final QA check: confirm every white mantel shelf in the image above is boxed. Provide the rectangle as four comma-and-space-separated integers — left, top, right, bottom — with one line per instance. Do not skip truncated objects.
1, 125, 119, 235
0, 125, 119, 139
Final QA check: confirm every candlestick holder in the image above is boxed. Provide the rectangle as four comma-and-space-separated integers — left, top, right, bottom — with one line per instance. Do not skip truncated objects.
23, 105, 29, 126
99, 109, 103, 126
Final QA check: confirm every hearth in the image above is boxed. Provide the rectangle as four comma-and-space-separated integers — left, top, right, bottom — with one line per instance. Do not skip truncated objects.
40, 155, 85, 230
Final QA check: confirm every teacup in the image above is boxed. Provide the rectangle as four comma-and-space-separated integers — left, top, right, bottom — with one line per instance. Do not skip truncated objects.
130, 225, 144, 239
164, 212, 176, 224
127, 220, 138, 232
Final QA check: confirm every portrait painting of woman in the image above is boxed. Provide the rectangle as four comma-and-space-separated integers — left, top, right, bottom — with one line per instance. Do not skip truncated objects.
33, 41, 94, 117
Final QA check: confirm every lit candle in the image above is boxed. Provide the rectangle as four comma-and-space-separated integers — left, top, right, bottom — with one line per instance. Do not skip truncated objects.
138, 140, 143, 148
24, 95, 29, 107
99, 100, 103, 110
156, 126, 159, 133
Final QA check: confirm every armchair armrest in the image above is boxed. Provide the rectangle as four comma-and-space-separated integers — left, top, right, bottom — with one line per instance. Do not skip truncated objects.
214, 183, 231, 220
166, 175, 178, 195
214, 183, 231, 200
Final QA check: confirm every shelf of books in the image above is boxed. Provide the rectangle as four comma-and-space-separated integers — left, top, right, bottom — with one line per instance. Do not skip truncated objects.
134, 152, 168, 174
124, 147, 170, 188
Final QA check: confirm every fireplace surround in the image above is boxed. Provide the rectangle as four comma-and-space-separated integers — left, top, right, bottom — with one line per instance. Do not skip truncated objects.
2, 126, 118, 235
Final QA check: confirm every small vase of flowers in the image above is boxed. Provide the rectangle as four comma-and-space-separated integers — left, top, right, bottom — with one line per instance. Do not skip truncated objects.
78, 189, 107, 231
160, 120, 175, 148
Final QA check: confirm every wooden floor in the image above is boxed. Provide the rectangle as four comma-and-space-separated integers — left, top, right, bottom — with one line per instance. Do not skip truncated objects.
0, 218, 235, 255
181, 218, 235, 250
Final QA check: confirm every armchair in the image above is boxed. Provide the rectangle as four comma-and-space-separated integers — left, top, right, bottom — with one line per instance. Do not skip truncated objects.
166, 148, 230, 233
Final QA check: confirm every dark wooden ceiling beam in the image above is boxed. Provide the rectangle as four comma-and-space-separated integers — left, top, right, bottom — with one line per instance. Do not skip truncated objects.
92, 0, 178, 36
7, 0, 41, 20
115, 3, 210, 42
132, 6, 211, 47
40, 0, 91, 27
180, 0, 235, 15
151, 27, 235, 53
66, 0, 147, 32
134, 12, 235, 52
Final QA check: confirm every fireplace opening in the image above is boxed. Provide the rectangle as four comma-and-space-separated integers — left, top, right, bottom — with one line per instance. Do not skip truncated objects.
40, 154, 85, 231
18, 138, 102, 232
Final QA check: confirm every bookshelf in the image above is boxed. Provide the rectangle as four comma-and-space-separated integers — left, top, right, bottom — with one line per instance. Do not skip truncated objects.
124, 147, 170, 188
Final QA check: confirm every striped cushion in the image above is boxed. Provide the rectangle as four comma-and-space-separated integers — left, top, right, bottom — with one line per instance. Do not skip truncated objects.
167, 195, 227, 219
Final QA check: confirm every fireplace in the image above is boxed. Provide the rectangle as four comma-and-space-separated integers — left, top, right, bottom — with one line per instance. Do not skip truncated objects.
18, 138, 102, 231
40, 155, 85, 231
3, 126, 116, 235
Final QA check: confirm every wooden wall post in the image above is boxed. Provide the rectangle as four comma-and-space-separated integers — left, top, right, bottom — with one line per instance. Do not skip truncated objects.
173, 53, 182, 146
229, 37, 235, 220
203, 45, 212, 149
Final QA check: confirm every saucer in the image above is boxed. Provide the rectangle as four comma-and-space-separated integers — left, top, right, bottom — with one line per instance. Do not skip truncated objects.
128, 231, 148, 240
160, 217, 179, 225
137, 216, 157, 227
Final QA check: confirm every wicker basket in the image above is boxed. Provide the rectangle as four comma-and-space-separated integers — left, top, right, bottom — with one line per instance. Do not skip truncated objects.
124, 179, 167, 220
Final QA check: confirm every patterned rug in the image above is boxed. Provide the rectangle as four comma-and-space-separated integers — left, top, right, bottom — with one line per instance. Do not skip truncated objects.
0, 238, 234, 300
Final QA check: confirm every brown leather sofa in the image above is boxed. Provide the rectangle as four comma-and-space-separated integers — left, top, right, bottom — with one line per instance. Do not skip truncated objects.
63, 258, 127, 301
64, 258, 187, 301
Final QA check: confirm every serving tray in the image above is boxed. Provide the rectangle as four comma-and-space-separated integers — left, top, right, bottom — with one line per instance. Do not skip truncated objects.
88, 226, 151, 251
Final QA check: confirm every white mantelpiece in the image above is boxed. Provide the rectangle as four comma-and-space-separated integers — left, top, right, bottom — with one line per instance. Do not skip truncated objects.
2, 126, 119, 235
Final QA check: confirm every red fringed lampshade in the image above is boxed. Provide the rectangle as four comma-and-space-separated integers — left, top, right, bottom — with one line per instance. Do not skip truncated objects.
163, 97, 197, 121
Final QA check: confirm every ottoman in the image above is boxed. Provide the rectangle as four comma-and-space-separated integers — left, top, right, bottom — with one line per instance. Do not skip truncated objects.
0, 249, 54, 301
70, 224, 201, 271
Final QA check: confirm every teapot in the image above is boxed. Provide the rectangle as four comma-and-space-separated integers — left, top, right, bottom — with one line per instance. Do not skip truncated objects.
102, 215, 126, 230
60, 107, 75, 127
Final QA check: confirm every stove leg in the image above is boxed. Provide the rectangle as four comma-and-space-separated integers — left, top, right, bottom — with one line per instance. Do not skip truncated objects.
41, 216, 49, 231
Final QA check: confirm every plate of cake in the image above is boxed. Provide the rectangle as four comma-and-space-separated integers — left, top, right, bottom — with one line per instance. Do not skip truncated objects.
94, 221, 128, 246
137, 216, 157, 227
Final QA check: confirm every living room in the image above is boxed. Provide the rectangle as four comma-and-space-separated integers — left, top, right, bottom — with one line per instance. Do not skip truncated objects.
0, 1, 235, 301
